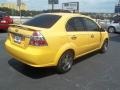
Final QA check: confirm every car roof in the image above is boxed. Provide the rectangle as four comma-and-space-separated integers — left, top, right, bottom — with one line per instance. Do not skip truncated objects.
45, 13, 90, 18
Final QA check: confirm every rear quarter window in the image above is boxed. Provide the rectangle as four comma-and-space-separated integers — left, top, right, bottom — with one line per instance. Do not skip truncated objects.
66, 17, 85, 32
23, 14, 61, 28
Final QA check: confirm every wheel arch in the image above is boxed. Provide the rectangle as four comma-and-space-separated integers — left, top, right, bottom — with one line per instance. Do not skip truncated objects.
100, 37, 109, 49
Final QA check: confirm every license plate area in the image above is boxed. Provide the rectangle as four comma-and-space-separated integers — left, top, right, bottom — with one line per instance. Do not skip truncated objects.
14, 35, 22, 44
13, 34, 24, 44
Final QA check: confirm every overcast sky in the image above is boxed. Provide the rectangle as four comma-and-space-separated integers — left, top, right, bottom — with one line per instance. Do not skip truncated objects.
0, 0, 119, 13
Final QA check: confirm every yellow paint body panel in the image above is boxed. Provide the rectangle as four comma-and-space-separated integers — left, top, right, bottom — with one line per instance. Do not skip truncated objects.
5, 13, 109, 67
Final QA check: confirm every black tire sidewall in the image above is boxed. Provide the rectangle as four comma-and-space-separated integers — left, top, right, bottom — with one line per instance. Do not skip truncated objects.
100, 40, 108, 53
56, 51, 74, 73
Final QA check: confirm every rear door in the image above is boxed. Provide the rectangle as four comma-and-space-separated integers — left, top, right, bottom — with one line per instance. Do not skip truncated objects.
66, 17, 91, 56
83, 17, 101, 51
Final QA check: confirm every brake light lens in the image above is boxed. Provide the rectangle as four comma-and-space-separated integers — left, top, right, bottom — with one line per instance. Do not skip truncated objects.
29, 31, 48, 46
1, 20, 7, 23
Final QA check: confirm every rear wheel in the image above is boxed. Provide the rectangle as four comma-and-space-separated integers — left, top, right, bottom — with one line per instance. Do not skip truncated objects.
56, 51, 74, 73
100, 40, 108, 53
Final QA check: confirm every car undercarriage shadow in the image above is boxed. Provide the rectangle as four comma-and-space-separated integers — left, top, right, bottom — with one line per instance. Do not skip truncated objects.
73, 51, 98, 65
0, 29, 7, 33
8, 59, 56, 79
8, 51, 99, 79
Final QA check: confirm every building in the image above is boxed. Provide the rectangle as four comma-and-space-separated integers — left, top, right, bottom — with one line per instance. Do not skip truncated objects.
0, 2, 27, 11
115, 0, 120, 13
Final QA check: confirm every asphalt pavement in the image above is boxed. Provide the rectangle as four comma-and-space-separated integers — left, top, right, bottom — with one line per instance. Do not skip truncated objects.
0, 32, 120, 90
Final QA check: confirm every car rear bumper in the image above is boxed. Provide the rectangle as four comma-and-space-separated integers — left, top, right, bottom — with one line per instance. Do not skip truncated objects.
5, 40, 56, 67
0, 24, 9, 30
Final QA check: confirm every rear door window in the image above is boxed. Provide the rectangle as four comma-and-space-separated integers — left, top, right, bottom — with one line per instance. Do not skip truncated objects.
23, 14, 61, 28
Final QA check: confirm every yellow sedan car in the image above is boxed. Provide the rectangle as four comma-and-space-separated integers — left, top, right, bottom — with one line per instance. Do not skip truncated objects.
5, 13, 109, 73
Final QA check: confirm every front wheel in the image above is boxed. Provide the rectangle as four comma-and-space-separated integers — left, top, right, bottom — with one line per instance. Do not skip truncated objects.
100, 40, 108, 53
56, 51, 74, 74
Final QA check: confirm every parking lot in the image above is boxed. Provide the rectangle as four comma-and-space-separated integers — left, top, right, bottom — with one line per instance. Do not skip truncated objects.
0, 32, 120, 90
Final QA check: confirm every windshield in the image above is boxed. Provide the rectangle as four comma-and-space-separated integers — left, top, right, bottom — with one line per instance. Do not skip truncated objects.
23, 14, 61, 28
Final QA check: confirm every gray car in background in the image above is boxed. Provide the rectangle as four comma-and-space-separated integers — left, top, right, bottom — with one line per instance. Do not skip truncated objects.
107, 22, 120, 33
99, 21, 120, 33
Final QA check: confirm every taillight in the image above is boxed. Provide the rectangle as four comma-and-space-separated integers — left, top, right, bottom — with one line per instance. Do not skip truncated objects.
1, 20, 7, 23
29, 31, 48, 46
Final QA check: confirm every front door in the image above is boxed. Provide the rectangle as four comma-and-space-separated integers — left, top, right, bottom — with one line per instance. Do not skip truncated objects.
83, 17, 101, 51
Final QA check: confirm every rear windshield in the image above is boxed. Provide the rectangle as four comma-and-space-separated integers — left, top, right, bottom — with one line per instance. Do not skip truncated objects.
23, 14, 61, 28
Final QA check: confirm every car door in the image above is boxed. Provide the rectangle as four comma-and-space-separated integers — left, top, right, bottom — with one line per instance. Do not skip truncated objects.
83, 17, 101, 51
115, 23, 120, 32
66, 17, 91, 56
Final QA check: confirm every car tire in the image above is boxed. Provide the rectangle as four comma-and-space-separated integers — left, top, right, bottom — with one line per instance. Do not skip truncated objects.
100, 40, 108, 53
108, 27, 115, 33
56, 50, 74, 74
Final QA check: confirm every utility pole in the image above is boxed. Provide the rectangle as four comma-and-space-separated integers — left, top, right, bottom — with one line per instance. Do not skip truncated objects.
19, 5, 22, 23
52, 1, 54, 11
17, 0, 22, 24
11, 9, 14, 16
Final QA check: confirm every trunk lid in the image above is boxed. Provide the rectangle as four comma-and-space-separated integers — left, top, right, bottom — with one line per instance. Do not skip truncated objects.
8, 24, 47, 48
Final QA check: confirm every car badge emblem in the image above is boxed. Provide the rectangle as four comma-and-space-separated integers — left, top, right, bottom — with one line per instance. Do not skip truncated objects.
15, 29, 19, 32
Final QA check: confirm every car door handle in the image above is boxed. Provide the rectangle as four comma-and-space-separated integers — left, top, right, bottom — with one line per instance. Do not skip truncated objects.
91, 34, 94, 38
71, 35, 77, 40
